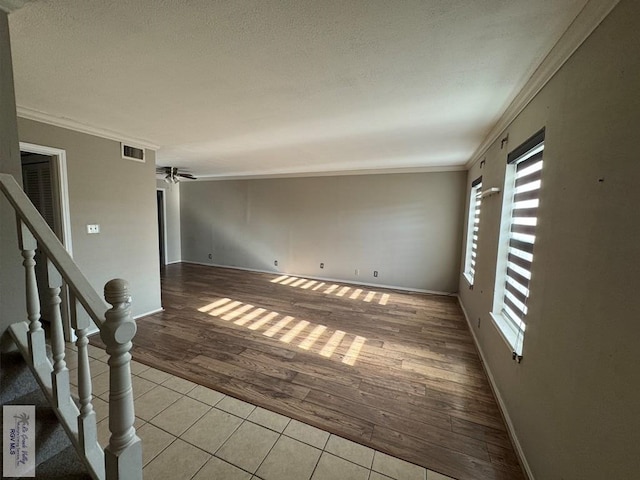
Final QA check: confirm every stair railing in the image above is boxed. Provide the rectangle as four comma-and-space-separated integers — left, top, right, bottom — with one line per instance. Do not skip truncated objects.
1, 173, 142, 480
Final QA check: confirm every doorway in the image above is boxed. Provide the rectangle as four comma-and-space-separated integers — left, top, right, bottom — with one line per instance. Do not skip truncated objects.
157, 189, 167, 268
20, 142, 73, 340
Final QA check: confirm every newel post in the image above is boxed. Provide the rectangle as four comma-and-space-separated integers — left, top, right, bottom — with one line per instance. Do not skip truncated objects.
101, 279, 142, 480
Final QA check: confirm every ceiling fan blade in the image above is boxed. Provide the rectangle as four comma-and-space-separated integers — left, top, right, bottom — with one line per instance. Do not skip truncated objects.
177, 173, 197, 179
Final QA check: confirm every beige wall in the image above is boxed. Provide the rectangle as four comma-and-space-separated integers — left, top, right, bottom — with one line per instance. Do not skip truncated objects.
458, 1, 640, 478
181, 172, 466, 293
156, 180, 181, 264
18, 118, 162, 317
0, 11, 25, 349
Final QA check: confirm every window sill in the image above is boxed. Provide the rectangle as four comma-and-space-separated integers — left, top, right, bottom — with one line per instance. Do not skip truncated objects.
489, 311, 523, 357
462, 272, 474, 287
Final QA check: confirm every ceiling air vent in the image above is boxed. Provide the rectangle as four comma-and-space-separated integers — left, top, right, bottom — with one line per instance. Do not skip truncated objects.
121, 143, 145, 163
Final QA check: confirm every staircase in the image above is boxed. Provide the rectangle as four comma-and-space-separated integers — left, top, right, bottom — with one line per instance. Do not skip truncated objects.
1, 173, 142, 480
1, 351, 91, 479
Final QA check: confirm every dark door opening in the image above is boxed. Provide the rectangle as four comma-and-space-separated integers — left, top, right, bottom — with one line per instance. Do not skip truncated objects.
21, 151, 60, 324
157, 189, 166, 268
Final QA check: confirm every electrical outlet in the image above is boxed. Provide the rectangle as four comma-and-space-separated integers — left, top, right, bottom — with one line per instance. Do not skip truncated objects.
208, 253, 212, 259
320, 263, 324, 269
274, 260, 278, 266
373, 270, 378, 277
477, 318, 481, 328
86, 224, 100, 234
355, 269, 359, 276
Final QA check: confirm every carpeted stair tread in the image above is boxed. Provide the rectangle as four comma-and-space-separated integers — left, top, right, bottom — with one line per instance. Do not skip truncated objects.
1, 351, 92, 479
25, 445, 92, 480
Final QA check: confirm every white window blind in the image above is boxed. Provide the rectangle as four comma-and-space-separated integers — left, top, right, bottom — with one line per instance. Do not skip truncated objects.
464, 177, 482, 284
496, 128, 545, 359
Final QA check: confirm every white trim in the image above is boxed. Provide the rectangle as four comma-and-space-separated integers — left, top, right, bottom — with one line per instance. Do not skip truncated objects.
462, 271, 474, 287
457, 299, 534, 480
17, 107, 159, 150
0, 0, 29, 13
19, 142, 73, 256
19, 142, 74, 342
180, 261, 454, 296
134, 307, 164, 320
489, 311, 521, 353
195, 164, 466, 181
465, 0, 621, 169
480, 187, 501, 198
156, 188, 168, 266
166, 260, 182, 265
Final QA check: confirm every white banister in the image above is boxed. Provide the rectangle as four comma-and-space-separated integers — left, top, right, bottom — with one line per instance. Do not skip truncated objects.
71, 292, 104, 479
48, 258, 71, 409
1, 174, 106, 330
19, 220, 47, 366
102, 279, 142, 480
1, 173, 142, 480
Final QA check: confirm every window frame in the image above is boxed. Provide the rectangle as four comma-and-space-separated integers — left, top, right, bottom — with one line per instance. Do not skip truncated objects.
491, 128, 545, 359
463, 176, 482, 286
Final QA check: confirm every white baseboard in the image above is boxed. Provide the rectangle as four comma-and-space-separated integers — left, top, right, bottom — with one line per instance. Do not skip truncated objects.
134, 307, 164, 319
457, 297, 534, 480
179, 260, 454, 296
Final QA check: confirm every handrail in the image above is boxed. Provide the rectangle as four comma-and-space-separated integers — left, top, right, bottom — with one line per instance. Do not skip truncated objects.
0, 173, 106, 329
2, 171, 142, 479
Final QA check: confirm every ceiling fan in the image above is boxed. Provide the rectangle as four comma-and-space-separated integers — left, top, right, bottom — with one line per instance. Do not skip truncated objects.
156, 166, 197, 184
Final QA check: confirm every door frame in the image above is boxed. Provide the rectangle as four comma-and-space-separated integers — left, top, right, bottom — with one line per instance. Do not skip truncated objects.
156, 188, 168, 266
20, 142, 73, 254
20, 142, 75, 340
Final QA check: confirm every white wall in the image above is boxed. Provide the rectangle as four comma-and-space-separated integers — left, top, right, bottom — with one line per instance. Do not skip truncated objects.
458, 1, 640, 478
18, 118, 162, 317
181, 172, 466, 293
156, 180, 181, 264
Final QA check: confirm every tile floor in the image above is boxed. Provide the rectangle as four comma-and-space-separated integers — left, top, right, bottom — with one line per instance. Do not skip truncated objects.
67, 343, 455, 480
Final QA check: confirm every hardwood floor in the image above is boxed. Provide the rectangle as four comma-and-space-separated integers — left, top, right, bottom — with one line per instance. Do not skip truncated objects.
92, 263, 524, 480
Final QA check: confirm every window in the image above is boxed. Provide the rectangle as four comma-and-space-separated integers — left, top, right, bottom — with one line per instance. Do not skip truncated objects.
463, 176, 482, 285
492, 128, 545, 359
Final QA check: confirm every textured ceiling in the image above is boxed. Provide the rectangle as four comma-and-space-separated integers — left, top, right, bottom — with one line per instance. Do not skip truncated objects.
9, 0, 587, 178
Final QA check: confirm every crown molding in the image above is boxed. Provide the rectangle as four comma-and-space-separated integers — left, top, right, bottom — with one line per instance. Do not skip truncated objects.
465, 0, 621, 169
0, 0, 30, 13
195, 164, 466, 181
17, 106, 159, 150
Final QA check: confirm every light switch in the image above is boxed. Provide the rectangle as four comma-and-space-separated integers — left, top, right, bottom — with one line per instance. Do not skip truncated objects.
87, 224, 100, 234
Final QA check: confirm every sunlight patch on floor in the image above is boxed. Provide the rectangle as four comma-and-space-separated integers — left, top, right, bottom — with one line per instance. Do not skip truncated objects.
248, 311, 279, 330
324, 284, 339, 294
299, 325, 327, 350
342, 336, 366, 365
264, 316, 294, 337
197, 299, 367, 365
320, 330, 346, 357
280, 320, 310, 343
270, 275, 391, 306
234, 307, 266, 326
222, 304, 254, 321
211, 300, 242, 316
198, 298, 231, 312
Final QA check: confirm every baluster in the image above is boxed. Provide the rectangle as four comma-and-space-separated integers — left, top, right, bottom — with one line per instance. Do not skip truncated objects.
48, 258, 71, 408
102, 279, 142, 480
18, 220, 46, 366
71, 292, 100, 463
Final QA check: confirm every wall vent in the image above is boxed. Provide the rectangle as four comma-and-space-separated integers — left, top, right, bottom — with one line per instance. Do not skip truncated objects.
121, 143, 145, 163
